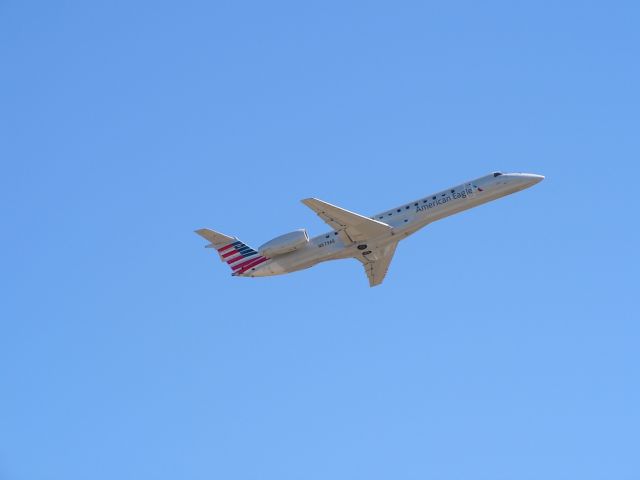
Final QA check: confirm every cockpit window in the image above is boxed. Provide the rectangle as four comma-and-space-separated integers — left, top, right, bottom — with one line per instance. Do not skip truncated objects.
493, 172, 503, 177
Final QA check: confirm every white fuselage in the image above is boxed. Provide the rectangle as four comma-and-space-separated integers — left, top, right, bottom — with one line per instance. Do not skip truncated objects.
242, 172, 544, 277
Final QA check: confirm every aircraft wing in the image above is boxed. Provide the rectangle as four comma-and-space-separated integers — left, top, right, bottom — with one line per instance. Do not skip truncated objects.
301, 198, 391, 243
357, 241, 399, 287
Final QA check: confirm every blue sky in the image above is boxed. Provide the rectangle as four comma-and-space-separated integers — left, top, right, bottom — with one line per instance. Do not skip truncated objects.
2, 1, 639, 479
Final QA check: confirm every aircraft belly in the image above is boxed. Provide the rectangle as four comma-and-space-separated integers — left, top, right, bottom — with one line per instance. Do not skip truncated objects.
248, 243, 342, 277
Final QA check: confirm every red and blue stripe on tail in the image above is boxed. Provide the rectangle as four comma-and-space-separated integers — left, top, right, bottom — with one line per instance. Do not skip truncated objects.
216, 240, 268, 275
195, 228, 269, 276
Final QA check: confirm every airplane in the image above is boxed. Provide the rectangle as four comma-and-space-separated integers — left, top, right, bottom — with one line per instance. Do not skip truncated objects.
196, 171, 544, 287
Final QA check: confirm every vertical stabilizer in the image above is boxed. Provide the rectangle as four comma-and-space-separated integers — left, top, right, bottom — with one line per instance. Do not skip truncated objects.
195, 228, 268, 275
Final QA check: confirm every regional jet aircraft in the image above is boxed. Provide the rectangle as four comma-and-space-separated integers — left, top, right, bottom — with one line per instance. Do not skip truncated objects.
196, 172, 544, 287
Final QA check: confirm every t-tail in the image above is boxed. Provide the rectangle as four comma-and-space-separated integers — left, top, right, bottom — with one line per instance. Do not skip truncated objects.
195, 228, 268, 276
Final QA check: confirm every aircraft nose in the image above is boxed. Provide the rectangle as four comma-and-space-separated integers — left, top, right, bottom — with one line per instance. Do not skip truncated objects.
524, 174, 545, 185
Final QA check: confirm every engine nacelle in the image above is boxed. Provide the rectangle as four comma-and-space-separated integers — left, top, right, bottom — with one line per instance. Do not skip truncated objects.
258, 229, 309, 257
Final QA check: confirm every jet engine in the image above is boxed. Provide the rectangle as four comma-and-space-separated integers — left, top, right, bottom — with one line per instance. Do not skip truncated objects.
258, 229, 309, 257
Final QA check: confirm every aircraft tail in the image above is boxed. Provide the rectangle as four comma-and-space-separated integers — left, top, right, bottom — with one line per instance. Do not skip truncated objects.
195, 228, 268, 275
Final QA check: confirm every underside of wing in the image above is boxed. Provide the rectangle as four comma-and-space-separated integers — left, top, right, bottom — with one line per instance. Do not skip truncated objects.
301, 198, 391, 243
357, 241, 399, 287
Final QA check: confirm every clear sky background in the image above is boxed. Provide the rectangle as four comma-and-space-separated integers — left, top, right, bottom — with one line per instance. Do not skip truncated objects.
2, 1, 639, 479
